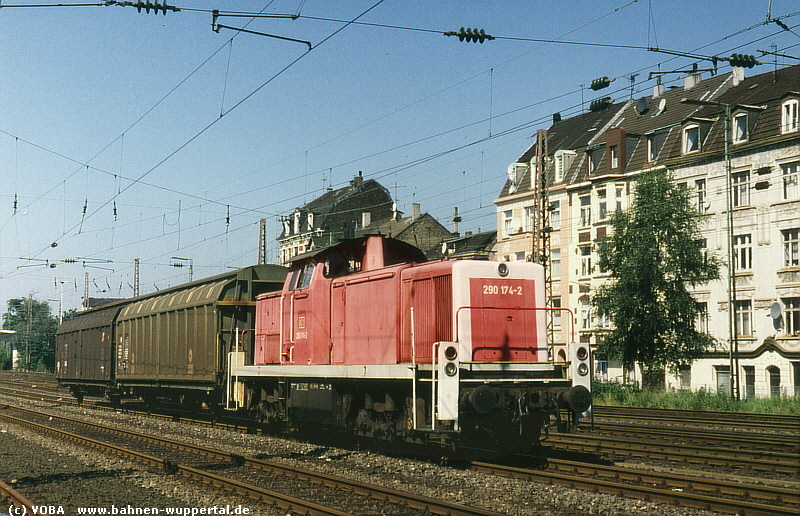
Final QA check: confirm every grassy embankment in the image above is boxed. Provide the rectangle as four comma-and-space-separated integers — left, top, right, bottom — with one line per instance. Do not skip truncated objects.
593, 381, 800, 415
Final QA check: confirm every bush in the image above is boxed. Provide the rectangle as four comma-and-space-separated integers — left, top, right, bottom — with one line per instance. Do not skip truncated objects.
592, 380, 800, 415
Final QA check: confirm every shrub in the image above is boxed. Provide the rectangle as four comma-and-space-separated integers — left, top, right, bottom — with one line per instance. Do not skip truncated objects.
592, 380, 800, 415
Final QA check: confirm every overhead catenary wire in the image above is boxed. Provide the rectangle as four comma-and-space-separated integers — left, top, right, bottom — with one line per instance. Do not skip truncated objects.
3, 2, 796, 304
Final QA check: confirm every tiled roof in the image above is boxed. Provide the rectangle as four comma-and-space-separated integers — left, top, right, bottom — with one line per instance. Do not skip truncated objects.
498, 104, 627, 198
663, 64, 800, 165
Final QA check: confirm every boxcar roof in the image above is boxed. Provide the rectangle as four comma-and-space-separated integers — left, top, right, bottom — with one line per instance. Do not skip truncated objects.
56, 302, 124, 335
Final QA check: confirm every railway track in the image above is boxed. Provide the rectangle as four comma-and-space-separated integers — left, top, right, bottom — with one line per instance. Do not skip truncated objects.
0, 478, 36, 514
0, 403, 501, 516
593, 405, 800, 434
471, 459, 800, 516
4, 375, 799, 514
547, 432, 799, 476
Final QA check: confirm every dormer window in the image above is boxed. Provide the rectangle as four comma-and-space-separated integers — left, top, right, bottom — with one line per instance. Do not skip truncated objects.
782, 99, 799, 134
733, 113, 748, 143
554, 150, 576, 183
610, 145, 619, 168
683, 124, 700, 153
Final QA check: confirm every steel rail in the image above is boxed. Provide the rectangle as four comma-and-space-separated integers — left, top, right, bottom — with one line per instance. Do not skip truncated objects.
593, 405, 800, 432
0, 404, 502, 516
589, 421, 798, 452
546, 433, 800, 476
472, 460, 800, 516
0, 479, 36, 514
0, 411, 352, 516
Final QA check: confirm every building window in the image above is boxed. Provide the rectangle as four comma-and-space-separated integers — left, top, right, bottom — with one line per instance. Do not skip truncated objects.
615, 187, 624, 212
695, 302, 709, 333
579, 195, 591, 227
595, 359, 608, 381
579, 296, 591, 330
646, 134, 656, 162
733, 234, 752, 272
503, 210, 513, 238
579, 245, 592, 277
767, 366, 781, 397
524, 206, 535, 232
783, 228, 799, 267
782, 99, 799, 134
697, 238, 709, 268
551, 248, 561, 278
733, 113, 747, 143
554, 150, 575, 183
549, 200, 561, 230
732, 170, 750, 207
743, 366, 756, 399
597, 188, 607, 220
683, 125, 699, 153
610, 145, 619, 168
679, 365, 691, 390
782, 160, 799, 200
783, 298, 800, 336
794, 362, 800, 396
596, 311, 611, 329
695, 179, 707, 212
551, 296, 562, 329
735, 300, 752, 337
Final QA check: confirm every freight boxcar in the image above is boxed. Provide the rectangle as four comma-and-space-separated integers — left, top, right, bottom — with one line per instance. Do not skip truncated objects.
56, 301, 129, 403
56, 264, 287, 405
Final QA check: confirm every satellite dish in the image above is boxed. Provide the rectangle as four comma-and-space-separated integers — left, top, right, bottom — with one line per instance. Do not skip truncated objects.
635, 97, 648, 115
770, 302, 782, 319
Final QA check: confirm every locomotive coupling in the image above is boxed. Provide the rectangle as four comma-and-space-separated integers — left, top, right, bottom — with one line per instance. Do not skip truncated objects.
558, 385, 592, 413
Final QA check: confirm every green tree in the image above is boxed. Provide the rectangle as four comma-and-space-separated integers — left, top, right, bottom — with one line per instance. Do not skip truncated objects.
593, 169, 720, 385
2, 297, 60, 372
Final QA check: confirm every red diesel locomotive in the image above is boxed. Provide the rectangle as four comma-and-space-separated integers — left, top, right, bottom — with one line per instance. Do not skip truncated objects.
232, 235, 591, 452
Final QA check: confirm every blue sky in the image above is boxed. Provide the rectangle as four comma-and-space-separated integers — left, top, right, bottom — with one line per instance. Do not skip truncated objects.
1, 0, 798, 314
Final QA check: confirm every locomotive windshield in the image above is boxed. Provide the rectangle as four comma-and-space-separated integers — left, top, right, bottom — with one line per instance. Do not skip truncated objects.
290, 261, 315, 290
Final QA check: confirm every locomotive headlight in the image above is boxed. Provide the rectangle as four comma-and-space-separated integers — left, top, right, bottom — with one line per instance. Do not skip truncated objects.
444, 345, 458, 361
577, 363, 589, 376
576, 347, 588, 360
497, 263, 509, 277
444, 362, 458, 376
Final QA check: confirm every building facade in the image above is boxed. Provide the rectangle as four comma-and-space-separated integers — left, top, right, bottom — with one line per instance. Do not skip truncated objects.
277, 172, 394, 265
495, 64, 800, 397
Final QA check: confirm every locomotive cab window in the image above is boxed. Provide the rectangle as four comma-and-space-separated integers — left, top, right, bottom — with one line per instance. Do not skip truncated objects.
292, 261, 316, 290
323, 249, 362, 278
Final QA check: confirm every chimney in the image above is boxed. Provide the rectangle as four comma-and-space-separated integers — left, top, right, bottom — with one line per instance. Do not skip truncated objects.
350, 170, 363, 187
361, 211, 371, 228
552, 112, 561, 123
732, 66, 745, 86
412, 202, 420, 221
684, 72, 702, 90
452, 207, 462, 235
653, 78, 664, 98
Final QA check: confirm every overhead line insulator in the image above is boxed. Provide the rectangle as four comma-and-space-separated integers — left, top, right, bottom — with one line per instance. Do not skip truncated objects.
727, 53, 759, 68
444, 27, 495, 43
111, 1, 180, 15
589, 76, 613, 91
